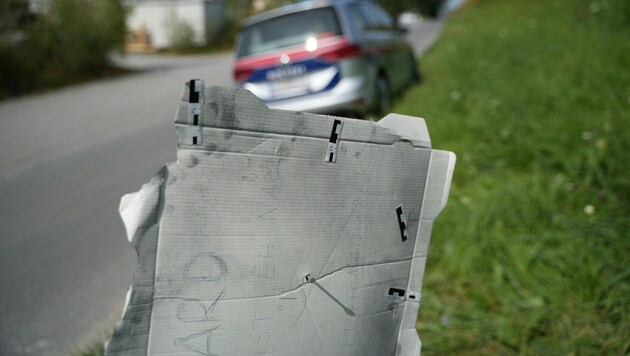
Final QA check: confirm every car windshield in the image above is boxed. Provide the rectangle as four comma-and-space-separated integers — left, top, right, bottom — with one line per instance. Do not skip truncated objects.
238, 7, 342, 58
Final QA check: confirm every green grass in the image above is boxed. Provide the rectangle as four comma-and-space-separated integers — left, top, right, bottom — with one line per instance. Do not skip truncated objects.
392, 0, 630, 354
73, 342, 104, 356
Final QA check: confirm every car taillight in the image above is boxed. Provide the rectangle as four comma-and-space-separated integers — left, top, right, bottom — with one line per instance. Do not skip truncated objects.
318, 42, 361, 62
233, 67, 253, 82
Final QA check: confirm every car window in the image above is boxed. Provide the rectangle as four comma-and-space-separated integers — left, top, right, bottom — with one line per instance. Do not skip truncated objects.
369, 4, 394, 28
348, 5, 367, 31
353, 3, 394, 31
238, 7, 342, 57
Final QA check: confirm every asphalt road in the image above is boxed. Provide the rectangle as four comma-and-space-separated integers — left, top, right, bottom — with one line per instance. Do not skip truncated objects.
0, 20, 442, 356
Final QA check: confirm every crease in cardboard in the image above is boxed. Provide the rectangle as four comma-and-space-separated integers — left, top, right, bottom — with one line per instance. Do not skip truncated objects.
177, 123, 421, 148
153, 257, 415, 304
107, 84, 455, 356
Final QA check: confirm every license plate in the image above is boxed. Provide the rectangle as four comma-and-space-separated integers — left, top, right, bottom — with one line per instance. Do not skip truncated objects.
267, 65, 309, 97
273, 76, 308, 90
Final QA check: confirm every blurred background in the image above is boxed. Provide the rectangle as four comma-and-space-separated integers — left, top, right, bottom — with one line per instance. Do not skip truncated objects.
0, 0, 628, 355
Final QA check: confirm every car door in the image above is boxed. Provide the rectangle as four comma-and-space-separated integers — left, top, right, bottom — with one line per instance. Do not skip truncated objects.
355, 3, 410, 92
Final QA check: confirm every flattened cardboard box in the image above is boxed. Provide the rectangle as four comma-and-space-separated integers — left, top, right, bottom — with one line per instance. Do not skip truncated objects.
107, 83, 455, 356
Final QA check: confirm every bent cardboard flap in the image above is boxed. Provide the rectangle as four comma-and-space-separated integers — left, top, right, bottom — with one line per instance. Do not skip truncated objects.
106, 83, 455, 356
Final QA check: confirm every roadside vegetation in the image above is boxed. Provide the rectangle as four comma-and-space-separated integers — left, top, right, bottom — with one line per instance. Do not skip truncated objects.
392, 0, 629, 353
73, 341, 104, 356
0, 0, 127, 99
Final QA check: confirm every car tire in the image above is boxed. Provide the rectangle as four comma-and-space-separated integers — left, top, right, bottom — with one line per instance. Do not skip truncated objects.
374, 75, 391, 116
410, 52, 421, 83
411, 57, 422, 83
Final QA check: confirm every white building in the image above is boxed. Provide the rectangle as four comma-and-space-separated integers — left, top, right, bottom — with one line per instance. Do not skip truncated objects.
126, 0, 225, 49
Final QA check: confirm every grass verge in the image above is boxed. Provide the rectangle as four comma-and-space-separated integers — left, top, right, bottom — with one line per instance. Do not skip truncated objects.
73, 342, 104, 356
392, 0, 630, 354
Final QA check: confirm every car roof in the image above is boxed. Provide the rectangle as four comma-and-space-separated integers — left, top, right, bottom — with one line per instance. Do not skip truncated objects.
241, 0, 370, 28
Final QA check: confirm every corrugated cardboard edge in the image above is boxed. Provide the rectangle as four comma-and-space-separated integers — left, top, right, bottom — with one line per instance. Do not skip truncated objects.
174, 85, 430, 150
105, 168, 167, 355
395, 150, 456, 356
378, 113, 432, 149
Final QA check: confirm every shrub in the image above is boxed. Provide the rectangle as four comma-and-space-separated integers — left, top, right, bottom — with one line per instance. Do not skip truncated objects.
0, 0, 127, 98
166, 11, 199, 52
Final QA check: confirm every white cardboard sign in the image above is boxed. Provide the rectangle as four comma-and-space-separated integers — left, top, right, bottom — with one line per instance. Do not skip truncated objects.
106, 84, 455, 356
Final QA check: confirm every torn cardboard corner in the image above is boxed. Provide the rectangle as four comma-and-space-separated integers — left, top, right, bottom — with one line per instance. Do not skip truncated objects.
106, 82, 456, 356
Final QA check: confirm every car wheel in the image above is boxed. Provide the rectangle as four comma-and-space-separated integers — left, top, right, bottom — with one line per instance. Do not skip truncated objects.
410, 51, 421, 83
411, 60, 421, 83
374, 75, 391, 116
